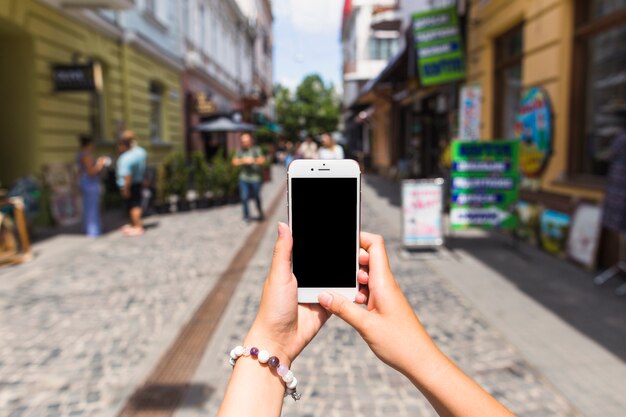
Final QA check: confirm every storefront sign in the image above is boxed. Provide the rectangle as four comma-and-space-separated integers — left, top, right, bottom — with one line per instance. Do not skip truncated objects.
459, 85, 481, 140
450, 140, 519, 230
412, 6, 466, 86
52, 64, 97, 92
402, 179, 444, 247
515, 87, 553, 178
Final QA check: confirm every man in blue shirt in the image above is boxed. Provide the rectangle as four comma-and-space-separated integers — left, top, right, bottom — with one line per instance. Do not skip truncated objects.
116, 131, 147, 236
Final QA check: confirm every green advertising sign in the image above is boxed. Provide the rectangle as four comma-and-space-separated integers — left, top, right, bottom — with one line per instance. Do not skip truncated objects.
412, 6, 466, 86
450, 140, 520, 230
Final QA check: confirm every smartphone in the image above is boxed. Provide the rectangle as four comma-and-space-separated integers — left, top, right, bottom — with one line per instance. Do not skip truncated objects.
288, 159, 361, 303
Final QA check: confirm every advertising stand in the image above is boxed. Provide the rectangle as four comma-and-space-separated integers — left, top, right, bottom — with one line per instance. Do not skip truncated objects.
401, 179, 445, 248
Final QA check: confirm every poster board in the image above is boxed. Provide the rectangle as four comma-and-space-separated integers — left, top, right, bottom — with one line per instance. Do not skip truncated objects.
402, 179, 444, 247
515, 87, 553, 179
0, 197, 32, 265
450, 140, 519, 230
567, 204, 602, 269
459, 86, 481, 140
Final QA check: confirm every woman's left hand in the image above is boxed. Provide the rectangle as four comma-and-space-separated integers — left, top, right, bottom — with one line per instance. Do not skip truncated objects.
244, 222, 331, 366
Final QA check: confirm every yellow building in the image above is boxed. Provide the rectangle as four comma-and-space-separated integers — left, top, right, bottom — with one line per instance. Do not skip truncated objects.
0, 0, 183, 187
466, 0, 626, 265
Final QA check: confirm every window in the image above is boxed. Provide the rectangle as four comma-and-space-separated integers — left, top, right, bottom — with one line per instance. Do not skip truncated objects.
494, 24, 523, 139
182, 0, 190, 39
368, 36, 398, 61
90, 61, 109, 141
145, 0, 156, 15
571, 0, 626, 179
149, 81, 164, 142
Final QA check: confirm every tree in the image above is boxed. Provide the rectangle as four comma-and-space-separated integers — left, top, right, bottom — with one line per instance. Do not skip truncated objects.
275, 74, 340, 140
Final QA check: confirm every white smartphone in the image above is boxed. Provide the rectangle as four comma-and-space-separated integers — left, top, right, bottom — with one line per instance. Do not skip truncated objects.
288, 159, 361, 303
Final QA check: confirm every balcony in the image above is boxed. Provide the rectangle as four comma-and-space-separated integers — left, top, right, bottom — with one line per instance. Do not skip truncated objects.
60, 0, 134, 9
370, 8, 402, 31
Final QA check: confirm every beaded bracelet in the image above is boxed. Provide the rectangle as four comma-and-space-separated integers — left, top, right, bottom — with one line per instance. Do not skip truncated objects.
229, 345, 301, 401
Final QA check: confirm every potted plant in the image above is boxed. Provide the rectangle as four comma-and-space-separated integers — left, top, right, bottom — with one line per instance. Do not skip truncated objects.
190, 151, 210, 209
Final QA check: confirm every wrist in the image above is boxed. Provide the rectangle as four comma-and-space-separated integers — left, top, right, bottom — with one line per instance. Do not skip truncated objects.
243, 329, 292, 367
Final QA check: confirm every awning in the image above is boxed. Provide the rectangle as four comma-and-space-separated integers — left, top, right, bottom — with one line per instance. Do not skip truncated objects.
195, 116, 257, 132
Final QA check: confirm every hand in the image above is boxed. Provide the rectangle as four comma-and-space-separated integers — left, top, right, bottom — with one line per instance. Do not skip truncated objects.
317, 232, 439, 375
242, 156, 255, 165
244, 222, 331, 365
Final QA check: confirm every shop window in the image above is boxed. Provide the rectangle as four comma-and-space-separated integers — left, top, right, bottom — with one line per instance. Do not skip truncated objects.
570, 0, 626, 179
494, 24, 524, 139
90, 61, 109, 142
149, 81, 164, 142
368, 36, 398, 61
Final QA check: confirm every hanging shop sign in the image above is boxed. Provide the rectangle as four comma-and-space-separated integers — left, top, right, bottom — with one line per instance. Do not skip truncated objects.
459, 85, 481, 140
450, 140, 519, 230
514, 87, 553, 178
402, 179, 444, 247
412, 6, 466, 86
52, 63, 100, 92
195, 92, 217, 116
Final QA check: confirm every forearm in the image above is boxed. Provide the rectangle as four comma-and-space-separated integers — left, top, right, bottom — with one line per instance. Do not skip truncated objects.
217, 334, 290, 417
403, 341, 514, 417
217, 358, 285, 417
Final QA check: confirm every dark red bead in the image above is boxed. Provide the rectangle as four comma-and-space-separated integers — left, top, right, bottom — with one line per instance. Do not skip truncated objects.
250, 347, 259, 357
268, 356, 280, 369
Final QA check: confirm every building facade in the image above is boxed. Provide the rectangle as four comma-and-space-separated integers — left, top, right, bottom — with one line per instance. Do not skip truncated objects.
0, 0, 274, 188
0, 0, 184, 187
466, 0, 626, 266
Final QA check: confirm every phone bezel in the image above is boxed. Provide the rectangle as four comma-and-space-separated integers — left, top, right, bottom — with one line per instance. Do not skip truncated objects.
287, 159, 361, 303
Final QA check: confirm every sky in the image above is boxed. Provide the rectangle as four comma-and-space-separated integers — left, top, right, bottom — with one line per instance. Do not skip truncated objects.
272, 0, 344, 92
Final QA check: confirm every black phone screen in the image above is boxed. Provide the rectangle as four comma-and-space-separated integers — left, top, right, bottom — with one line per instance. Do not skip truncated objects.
291, 177, 358, 288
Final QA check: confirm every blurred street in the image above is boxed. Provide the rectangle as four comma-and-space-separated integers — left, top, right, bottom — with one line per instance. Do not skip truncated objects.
2, 167, 625, 417
1, 0, 626, 416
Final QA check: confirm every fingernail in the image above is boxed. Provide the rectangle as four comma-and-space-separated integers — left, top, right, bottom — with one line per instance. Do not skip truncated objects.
277, 222, 287, 237
318, 291, 333, 307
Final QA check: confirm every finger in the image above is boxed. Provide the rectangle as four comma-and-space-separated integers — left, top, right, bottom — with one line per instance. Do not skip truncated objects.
359, 232, 391, 277
359, 248, 369, 266
357, 269, 369, 285
269, 222, 293, 281
318, 291, 367, 331
355, 291, 367, 304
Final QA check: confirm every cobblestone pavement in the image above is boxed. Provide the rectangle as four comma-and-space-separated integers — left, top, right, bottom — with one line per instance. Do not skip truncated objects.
176, 178, 580, 417
0, 167, 286, 417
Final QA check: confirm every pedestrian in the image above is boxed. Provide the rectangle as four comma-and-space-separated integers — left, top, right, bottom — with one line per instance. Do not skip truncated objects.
283, 141, 296, 168
297, 135, 318, 159
217, 225, 515, 417
232, 133, 265, 223
76, 135, 109, 237
116, 130, 147, 237
318, 132, 344, 160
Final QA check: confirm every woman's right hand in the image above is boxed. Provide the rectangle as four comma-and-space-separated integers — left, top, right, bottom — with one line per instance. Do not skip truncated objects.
317, 232, 441, 376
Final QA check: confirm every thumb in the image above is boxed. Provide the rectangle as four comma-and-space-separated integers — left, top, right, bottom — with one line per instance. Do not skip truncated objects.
318, 291, 367, 331
269, 222, 293, 280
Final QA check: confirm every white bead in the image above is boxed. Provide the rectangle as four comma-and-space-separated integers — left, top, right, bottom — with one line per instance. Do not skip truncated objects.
230, 349, 238, 359
234, 345, 245, 357
282, 370, 294, 383
257, 350, 270, 363
286, 376, 298, 390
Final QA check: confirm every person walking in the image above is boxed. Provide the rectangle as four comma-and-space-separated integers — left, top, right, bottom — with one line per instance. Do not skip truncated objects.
232, 133, 265, 223
116, 130, 147, 237
297, 135, 318, 159
318, 132, 344, 160
76, 135, 108, 237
